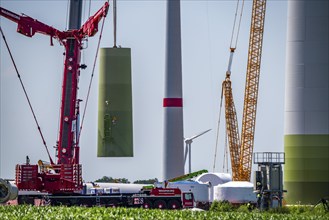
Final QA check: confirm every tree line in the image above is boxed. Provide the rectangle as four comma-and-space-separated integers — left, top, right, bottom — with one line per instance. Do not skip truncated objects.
95, 176, 158, 184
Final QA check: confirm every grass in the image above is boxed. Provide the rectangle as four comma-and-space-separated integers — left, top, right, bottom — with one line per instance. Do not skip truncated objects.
0, 204, 328, 220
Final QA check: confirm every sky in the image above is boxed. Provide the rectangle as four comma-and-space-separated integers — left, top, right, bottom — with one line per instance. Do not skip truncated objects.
0, 0, 287, 182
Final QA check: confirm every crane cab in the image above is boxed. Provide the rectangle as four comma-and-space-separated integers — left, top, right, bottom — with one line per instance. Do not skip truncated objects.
182, 192, 194, 208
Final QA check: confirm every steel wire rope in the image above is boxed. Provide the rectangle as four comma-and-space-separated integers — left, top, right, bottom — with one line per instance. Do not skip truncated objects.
233, 0, 245, 48
229, 0, 245, 49
113, 0, 117, 47
213, 87, 224, 172
223, 129, 230, 173
81, 0, 92, 65
65, 0, 70, 30
205, 0, 220, 172
77, 3, 108, 143
88, 0, 92, 18
0, 27, 54, 164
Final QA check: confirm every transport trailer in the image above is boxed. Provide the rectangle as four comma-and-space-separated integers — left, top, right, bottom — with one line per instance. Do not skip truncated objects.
17, 188, 195, 209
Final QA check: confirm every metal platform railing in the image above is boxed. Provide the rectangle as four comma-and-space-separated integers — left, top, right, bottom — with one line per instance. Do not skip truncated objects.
253, 152, 285, 164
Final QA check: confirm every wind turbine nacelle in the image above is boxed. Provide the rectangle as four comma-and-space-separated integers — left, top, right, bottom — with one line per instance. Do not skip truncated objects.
0, 178, 18, 203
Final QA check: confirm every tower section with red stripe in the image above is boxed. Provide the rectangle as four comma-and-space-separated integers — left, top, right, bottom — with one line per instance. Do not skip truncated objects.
163, 0, 184, 180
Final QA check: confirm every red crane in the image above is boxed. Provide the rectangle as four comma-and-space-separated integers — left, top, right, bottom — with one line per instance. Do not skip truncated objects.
0, 3, 109, 193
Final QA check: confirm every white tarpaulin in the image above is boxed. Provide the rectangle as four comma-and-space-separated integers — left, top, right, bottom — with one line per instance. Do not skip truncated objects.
214, 181, 256, 204
195, 173, 232, 186
195, 172, 232, 202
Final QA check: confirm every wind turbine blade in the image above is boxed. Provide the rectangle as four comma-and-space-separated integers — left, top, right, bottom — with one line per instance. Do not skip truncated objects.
187, 129, 212, 141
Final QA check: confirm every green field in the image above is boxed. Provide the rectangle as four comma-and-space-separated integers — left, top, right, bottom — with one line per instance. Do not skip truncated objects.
0, 205, 328, 220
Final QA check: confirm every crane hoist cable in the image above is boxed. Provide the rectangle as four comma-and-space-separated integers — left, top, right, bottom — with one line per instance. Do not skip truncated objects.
0, 27, 54, 165
78, 1, 109, 143
88, 0, 92, 18
212, 86, 224, 172
81, 0, 92, 64
65, 0, 69, 31
222, 127, 229, 173
230, 0, 245, 50
113, 0, 117, 47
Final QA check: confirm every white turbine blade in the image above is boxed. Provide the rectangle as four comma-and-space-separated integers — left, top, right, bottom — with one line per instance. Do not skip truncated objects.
187, 129, 211, 141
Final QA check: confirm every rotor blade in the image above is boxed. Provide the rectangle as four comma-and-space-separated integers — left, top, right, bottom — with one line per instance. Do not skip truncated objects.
186, 129, 211, 141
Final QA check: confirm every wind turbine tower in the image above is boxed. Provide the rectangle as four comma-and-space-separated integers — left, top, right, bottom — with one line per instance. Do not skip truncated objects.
163, 0, 184, 180
284, 0, 329, 204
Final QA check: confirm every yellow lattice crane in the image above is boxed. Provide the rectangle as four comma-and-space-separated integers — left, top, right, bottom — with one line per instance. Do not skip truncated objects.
223, 0, 267, 181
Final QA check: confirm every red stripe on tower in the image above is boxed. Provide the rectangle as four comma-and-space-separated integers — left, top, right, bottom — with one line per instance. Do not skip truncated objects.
163, 98, 183, 107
